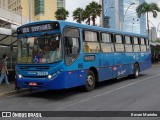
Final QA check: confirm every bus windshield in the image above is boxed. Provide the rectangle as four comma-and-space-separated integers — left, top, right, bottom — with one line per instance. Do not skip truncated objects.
17, 34, 62, 64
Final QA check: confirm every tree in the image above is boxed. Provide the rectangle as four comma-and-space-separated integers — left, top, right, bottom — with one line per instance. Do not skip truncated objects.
73, 8, 84, 23
136, 2, 160, 34
55, 8, 69, 20
83, 1, 102, 26
83, 5, 91, 25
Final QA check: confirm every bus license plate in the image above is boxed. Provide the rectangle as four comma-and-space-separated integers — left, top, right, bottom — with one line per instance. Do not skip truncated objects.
29, 82, 37, 86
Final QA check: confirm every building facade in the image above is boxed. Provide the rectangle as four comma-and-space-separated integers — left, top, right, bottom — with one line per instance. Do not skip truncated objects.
6, 0, 65, 21
102, 0, 146, 34
0, 0, 9, 8
149, 27, 157, 41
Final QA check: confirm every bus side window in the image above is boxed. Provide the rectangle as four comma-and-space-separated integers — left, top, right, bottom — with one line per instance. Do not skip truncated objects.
83, 30, 100, 53
101, 33, 114, 52
64, 38, 72, 55
146, 39, 150, 52
124, 36, 133, 52
140, 38, 146, 52
115, 34, 124, 52
133, 37, 140, 52
64, 37, 80, 65
63, 27, 80, 65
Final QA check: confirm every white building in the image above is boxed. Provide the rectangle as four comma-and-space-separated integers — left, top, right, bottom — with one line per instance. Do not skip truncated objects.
149, 27, 157, 41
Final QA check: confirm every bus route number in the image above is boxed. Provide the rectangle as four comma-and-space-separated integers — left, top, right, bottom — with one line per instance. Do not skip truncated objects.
37, 72, 48, 76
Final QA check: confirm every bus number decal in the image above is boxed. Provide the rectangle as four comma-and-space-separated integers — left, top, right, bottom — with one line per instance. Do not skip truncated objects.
37, 72, 48, 76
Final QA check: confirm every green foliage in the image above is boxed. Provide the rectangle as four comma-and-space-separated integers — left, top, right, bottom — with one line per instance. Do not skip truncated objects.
55, 8, 69, 20
136, 2, 160, 18
136, 2, 160, 33
85, 1, 102, 26
73, 8, 84, 23
73, 1, 102, 26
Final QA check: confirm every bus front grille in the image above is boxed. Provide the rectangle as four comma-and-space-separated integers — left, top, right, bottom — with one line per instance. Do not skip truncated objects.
19, 66, 50, 71
23, 76, 48, 78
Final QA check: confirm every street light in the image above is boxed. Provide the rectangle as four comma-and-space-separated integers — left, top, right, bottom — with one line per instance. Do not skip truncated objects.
101, 0, 104, 27
124, 2, 135, 17
123, 2, 135, 30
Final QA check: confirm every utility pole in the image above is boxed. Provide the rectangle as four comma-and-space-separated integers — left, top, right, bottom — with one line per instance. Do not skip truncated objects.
101, 0, 104, 27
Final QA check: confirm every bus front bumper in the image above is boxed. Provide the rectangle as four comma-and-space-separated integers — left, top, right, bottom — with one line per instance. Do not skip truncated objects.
16, 73, 66, 90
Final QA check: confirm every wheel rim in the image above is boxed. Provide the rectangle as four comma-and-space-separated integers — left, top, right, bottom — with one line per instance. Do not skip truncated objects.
87, 75, 94, 86
135, 68, 139, 77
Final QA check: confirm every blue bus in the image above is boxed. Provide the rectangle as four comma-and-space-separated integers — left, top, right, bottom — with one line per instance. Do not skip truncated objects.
16, 20, 151, 91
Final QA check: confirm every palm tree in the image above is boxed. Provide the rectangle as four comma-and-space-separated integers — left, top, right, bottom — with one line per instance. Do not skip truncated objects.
84, 1, 102, 26
136, 2, 160, 34
73, 8, 84, 23
55, 8, 69, 20
83, 5, 91, 25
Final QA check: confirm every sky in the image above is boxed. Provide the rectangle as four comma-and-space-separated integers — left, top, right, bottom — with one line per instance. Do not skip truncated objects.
66, 0, 99, 22
65, 0, 160, 36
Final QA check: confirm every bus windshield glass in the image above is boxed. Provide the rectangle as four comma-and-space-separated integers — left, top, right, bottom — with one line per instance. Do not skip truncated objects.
17, 34, 62, 64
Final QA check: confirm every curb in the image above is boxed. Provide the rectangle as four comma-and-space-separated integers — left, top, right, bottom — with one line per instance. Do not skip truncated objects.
152, 65, 160, 67
0, 89, 29, 98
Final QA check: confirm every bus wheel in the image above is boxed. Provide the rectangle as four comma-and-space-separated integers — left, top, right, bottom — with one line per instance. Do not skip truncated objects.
133, 64, 139, 78
85, 70, 95, 91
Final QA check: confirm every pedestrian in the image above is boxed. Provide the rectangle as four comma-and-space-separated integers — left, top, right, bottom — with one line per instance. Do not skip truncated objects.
0, 54, 10, 87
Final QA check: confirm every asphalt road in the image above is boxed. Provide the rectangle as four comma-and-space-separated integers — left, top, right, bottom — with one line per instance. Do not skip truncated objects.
1, 65, 160, 120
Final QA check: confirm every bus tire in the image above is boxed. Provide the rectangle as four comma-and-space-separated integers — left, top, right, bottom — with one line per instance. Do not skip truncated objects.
133, 64, 139, 78
85, 70, 96, 92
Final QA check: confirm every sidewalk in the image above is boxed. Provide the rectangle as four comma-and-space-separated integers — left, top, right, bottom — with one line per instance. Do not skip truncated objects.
0, 81, 17, 98
152, 63, 160, 67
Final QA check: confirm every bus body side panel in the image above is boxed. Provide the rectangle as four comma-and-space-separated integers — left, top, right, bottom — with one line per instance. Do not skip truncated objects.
125, 53, 135, 75
64, 51, 90, 88
64, 70, 79, 89
113, 53, 130, 78
98, 53, 114, 81
134, 52, 151, 72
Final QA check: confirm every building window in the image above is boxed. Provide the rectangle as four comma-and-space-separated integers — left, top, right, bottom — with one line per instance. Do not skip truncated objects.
34, 0, 44, 16
57, 0, 64, 8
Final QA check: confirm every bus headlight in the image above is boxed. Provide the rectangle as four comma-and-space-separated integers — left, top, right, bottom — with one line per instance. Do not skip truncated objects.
48, 69, 63, 80
18, 74, 23, 78
48, 75, 52, 79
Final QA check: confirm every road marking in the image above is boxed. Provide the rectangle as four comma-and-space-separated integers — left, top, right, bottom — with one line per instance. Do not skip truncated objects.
56, 73, 160, 110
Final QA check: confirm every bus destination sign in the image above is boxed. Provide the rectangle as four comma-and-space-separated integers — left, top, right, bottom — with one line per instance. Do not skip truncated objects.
17, 22, 60, 34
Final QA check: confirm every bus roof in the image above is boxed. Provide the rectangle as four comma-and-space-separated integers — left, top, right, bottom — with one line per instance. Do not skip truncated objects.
18, 20, 148, 38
